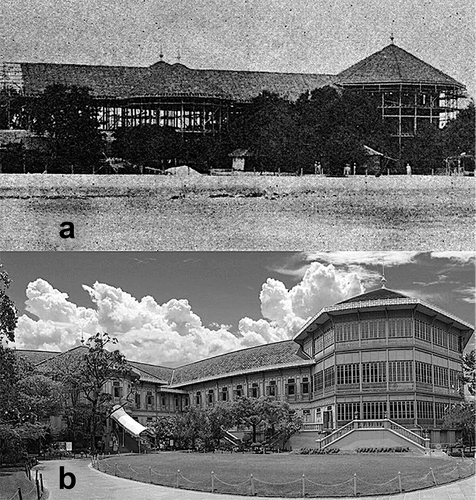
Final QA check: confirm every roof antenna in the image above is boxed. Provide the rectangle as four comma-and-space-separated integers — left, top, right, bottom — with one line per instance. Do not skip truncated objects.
177, 47, 181, 63
390, 32, 395, 44
159, 43, 164, 62
381, 261, 387, 289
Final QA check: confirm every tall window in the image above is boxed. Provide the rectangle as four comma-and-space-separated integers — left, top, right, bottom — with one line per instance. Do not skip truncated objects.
135, 392, 141, 409
335, 322, 359, 342
448, 333, 460, 352
337, 364, 360, 385
249, 383, 259, 398
221, 387, 229, 401
362, 401, 386, 419
449, 369, 461, 392
314, 335, 323, 355
416, 362, 432, 384
433, 366, 448, 387
361, 320, 386, 340
389, 401, 414, 420
388, 318, 412, 337
314, 371, 324, 391
362, 362, 386, 384
417, 401, 433, 420
266, 381, 277, 397
207, 389, 215, 405
389, 361, 413, 382
323, 328, 334, 348
195, 392, 202, 406
337, 402, 360, 421
286, 379, 295, 396
113, 381, 122, 399
435, 402, 447, 421
324, 367, 335, 388
234, 384, 243, 398
433, 326, 448, 348
415, 320, 431, 342
301, 377, 310, 394
146, 390, 154, 408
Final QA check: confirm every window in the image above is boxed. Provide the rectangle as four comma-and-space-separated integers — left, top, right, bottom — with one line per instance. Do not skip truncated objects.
135, 392, 141, 409
448, 333, 460, 352
323, 328, 334, 349
435, 402, 447, 421
388, 318, 412, 337
207, 389, 214, 405
415, 320, 431, 342
337, 402, 360, 421
390, 401, 414, 420
314, 371, 324, 391
266, 381, 277, 397
335, 322, 359, 342
161, 396, 166, 407
337, 364, 360, 385
416, 362, 432, 384
174, 396, 180, 409
417, 401, 433, 420
146, 391, 154, 408
433, 326, 448, 348
361, 320, 386, 340
184, 397, 189, 408
234, 384, 243, 398
303, 338, 312, 357
314, 335, 323, 355
324, 367, 335, 388
221, 387, 229, 401
301, 377, 309, 394
286, 379, 295, 396
449, 369, 461, 392
249, 383, 259, 398
362, 401, 386, 420
433, 366, 448, 387
113, 381, 122, 399
389, 361, 413, 382
195, 392, 202, 406
362, 362, 386, 384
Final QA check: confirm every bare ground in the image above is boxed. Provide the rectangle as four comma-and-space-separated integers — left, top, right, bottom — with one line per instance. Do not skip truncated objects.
0, 174, 473, 250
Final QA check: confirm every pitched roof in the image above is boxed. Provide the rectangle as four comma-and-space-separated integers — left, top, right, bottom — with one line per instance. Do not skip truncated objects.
17, 61, 334, 102
14, 349, 61, 365
338, 288, 408, 304
127, 360, 174, 384
170, 340, 312, 386
337, 44, 464, 88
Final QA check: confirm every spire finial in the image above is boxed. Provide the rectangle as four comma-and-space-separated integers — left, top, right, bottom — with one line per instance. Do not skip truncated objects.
177, 47, 181, 63
381, 262, 387, 289
159, 43, 164, 62
390, 32, 395, 44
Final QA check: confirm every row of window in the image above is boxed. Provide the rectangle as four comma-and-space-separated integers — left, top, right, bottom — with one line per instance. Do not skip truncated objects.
309, 319, 462, 355
193, 378, 311, 405
314, 362, 460, 389
337, 400, 446, 421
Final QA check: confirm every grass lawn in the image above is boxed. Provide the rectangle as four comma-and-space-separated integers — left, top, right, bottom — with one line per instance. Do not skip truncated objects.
0, 470, 38, 500
0, 174, 474, 250
99, 451, 475, 497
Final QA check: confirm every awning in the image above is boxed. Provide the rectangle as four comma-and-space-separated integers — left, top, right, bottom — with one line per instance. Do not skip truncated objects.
110, 405, 148, 438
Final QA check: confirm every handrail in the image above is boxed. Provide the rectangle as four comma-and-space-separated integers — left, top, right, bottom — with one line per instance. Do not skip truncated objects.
388, 421, 426, 446
316, 421, 354, 448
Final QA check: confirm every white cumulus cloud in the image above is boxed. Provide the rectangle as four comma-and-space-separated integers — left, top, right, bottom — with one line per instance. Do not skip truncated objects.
14, 263, 364, 366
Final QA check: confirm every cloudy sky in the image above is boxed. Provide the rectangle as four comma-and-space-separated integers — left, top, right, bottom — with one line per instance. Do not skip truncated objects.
1, 0, 474, 96
1, 251, 474, 366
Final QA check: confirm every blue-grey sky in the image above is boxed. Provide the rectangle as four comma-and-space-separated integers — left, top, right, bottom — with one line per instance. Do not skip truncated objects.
1, 0, 474, 96
0, 252, 474, 365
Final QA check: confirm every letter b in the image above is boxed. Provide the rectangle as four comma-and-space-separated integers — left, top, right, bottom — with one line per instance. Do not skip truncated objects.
59, 466, 76, 489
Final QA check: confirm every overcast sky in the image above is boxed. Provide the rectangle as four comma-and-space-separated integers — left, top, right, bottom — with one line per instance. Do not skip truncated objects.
1, 251, 474, 366
1, 0, 474, 96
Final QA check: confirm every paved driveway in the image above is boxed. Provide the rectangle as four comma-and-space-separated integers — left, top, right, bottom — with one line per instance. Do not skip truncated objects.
35, 459, 475, 500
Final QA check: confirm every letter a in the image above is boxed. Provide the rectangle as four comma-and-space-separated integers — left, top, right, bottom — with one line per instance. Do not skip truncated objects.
59, 222, 75, 239
59, 466, 76, 489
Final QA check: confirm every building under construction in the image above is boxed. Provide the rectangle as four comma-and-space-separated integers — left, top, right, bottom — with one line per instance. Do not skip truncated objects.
0, 42, 467, 141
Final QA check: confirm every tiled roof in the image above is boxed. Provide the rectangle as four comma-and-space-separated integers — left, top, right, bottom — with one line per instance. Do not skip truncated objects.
338, 288, 408, 304
14, 349, 60, 365
128, 360, 174, 384
170, 340, 312, 386
337, 44, 464, 88
17, 61, 334, 101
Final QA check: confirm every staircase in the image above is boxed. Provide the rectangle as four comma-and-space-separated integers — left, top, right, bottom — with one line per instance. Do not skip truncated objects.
316, 419, 430, 452
220, 427, 243, 448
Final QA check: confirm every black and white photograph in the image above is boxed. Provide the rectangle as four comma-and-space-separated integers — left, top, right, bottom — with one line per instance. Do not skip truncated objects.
0, 0, 474, 250
0, 0, 475, 499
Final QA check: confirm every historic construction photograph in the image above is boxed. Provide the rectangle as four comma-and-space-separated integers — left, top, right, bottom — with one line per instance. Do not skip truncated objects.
0, 0, 474, 250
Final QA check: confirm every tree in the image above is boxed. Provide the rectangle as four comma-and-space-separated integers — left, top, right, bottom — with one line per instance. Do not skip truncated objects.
460, 350, 475, 396
29, 84, 105, 172
112, 125, 183, 170
47, 333, 137, 453
0, 264, 17, 342
443, 102, 475, 157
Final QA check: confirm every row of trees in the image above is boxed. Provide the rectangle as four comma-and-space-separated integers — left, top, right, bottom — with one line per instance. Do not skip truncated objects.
1, 85, 474, 174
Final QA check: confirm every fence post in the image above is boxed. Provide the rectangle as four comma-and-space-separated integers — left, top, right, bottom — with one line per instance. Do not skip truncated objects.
148, 466, 152, 483
35, 469, 39, 482
457, 462, 461, 478
301, 474, 306, 497
211, 471, 215, 492
114, 463, 117, 476
128, 464, 132, 479
398, 472, 402, 493
17, 487, 23, 500
250, 473, 255, 496
36, 479, 40, 500
353, 473, 357, 497
430, 467, 437, 485
176, 469, 180, 488
40, 473, 44, 492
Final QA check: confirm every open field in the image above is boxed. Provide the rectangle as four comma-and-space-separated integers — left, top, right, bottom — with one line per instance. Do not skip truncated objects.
98, 452, 475, 497
0, 174, 474, 250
